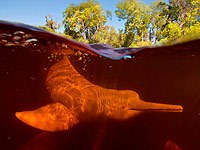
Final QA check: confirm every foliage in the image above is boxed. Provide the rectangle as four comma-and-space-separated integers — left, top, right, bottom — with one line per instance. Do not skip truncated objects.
149, 0, 169, 43
161, 22, 182, 43
40, 0, 200, 48
63, 0, 111, 43
38, 15, 60, 33
38, 25, 55, 33
185, 22, 200, 36
92, 26, 123, 47
130, 40, 152, 47
114, 0, 200, 46
115, 0, 151, 47
153, 0, 200, 44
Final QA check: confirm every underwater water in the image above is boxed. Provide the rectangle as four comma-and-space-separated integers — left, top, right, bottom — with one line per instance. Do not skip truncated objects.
0, 20, 200, 149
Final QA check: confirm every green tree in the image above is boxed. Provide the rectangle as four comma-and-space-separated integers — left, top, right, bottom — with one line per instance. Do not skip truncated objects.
168, 0, 200, 28
115, 0, 151, 47
186, 22, 200, 36
155, 0, 200, 44
159, 22, 182, 43
38, 15, 60, 33
149, 0, 168, 43
115, 0, 199, 46
92, 26, 123, 47
63, 0, 111, 43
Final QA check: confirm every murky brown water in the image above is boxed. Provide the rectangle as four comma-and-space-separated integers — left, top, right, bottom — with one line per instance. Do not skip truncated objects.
0, 20, 200, 149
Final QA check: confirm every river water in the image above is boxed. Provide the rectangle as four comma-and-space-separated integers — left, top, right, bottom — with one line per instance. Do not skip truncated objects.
0, 20, 200, 150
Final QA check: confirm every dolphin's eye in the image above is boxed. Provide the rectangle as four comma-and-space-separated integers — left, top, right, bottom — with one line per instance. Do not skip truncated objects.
122, 103, 129, 109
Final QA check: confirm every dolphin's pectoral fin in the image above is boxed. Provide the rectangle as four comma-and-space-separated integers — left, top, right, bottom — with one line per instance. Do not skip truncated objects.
15, 103, 79, 132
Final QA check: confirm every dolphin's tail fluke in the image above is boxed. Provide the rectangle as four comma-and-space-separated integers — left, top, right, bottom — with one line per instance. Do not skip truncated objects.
15, 103, 79, 132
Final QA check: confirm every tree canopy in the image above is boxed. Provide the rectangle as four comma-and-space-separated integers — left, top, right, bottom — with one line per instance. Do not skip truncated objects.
63, 0, 112, 43
154, 0, 200, 44
38, 15, 60, 33
41, 0, 200, 47
115, 0, 200, 46
115, 0, 151, 47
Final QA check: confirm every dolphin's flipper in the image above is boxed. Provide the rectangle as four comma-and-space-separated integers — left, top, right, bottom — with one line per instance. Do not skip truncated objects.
15, 103, 79, 132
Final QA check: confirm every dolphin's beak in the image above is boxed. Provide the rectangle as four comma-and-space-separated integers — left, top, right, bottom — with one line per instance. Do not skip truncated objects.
128, 101, 183, 112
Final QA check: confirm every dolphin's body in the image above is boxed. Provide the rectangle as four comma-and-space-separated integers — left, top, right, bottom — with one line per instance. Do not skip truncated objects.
15, 56, 182, 132
0, 20, 183, 132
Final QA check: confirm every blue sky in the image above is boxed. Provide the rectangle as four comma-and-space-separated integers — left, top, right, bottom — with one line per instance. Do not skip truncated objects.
0, 0, 157, 32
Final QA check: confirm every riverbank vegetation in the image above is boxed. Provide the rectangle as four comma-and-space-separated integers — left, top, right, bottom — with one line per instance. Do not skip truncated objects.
39, 0, 200, 47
